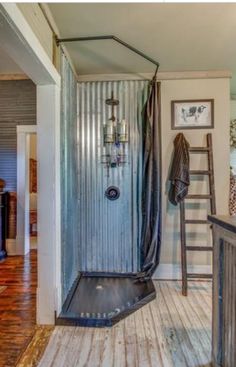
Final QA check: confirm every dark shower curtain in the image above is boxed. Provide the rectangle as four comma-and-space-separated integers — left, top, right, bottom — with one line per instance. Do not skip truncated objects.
139, 80, 162, 278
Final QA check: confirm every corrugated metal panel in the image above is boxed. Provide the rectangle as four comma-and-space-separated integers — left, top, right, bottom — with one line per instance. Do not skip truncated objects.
60, 53, 79, 302
0, 80, 36, 191
77, 80, 149, 273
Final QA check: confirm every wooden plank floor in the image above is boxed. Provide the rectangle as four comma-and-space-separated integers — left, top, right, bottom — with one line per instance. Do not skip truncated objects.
38, 280, 212, 367
0, 250, 37, 367
16, 326, 54, 367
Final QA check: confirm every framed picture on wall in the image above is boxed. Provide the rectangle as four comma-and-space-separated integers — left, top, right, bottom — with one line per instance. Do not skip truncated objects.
171, 99, 214, 129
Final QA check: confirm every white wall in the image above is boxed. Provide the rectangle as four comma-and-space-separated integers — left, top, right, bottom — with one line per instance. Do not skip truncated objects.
158, 78, 230, 272
36, 84, 61, 324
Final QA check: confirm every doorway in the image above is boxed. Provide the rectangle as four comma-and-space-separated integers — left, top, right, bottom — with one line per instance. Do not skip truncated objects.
0, 3, 61, 324
16, 125, 37, 255
29, 133, 37, 250
0, 87, 38, 366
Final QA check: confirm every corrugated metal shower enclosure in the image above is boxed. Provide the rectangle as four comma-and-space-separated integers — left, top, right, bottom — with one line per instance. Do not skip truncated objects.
77, 80, 149, 273
61, 53, 78, 302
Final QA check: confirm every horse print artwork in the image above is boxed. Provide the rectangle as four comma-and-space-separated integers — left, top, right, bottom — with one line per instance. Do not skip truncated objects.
171, 99, 214, 129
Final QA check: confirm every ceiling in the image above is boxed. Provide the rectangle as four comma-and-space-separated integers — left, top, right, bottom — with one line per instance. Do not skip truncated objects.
48, 3, 236, 93
0, 47, 23, 74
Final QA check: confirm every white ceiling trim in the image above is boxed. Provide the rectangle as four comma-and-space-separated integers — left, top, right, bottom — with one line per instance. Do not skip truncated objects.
77, 70, 232, 82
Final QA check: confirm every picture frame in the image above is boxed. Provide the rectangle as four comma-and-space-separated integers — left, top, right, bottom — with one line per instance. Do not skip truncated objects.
171, 99, 214, 130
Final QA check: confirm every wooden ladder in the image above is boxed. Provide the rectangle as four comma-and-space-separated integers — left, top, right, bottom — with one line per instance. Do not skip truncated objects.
180, 133, 216, 296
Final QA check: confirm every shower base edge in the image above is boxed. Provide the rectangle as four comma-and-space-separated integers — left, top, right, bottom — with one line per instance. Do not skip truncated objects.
56, 273, 156, 327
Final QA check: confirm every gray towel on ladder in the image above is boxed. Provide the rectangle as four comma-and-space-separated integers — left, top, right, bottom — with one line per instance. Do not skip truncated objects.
168, 133, 190, 205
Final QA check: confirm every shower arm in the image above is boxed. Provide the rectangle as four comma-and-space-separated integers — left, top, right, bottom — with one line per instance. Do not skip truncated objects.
55, 35, 160, 77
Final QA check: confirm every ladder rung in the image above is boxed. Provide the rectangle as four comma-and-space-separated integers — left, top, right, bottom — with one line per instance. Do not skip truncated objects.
187, 273, 212, 279
189, 170, 211, 175
185, 219, 208, 224
186, 194, 212, 199
186, 246, 213, 251
189, 147, 210, 153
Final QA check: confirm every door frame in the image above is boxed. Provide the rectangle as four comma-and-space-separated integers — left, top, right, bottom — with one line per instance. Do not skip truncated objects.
16, 125, 37, 255
0, 3, 61, 323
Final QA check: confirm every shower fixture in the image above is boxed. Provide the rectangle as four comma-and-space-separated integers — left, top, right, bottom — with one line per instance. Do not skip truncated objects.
104, 119, 115, 143
103, 91, 118, 144
117, 119, 129, 143
102, 91, 128, 174
105, 186, 120, 201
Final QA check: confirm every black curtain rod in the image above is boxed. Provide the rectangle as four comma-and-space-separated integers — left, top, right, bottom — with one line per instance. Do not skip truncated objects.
56, 35, 160, 70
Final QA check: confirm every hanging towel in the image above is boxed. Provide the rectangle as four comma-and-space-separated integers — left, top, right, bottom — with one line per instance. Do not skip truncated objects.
168, 133, 190, 205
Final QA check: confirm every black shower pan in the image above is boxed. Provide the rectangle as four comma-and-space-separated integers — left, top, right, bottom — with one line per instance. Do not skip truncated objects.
56, 273, 156, 327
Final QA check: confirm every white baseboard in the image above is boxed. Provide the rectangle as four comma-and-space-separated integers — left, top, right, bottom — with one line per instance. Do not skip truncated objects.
153, 263, 212, 280
6, 239, 17, 256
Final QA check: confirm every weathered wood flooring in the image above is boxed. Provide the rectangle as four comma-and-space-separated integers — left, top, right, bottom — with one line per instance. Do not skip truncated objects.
39, 281, 212, 367
16, 326, 54, 367
0, 250, 37, 367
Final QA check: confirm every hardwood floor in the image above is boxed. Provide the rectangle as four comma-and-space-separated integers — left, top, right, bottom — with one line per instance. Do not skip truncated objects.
0, 250, 37, 367
38, 280, 212, 367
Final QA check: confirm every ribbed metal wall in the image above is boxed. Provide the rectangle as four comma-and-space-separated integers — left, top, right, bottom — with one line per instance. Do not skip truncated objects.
61, 53, 79, 302
77, 80, 149, 273
0, 80, 36, 191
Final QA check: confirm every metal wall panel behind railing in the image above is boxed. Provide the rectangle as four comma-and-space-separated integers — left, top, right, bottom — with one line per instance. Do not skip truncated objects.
77, 80, 149, 273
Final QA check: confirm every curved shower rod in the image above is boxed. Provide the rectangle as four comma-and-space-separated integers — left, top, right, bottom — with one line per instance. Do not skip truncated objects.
56, 35, 160, 76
